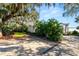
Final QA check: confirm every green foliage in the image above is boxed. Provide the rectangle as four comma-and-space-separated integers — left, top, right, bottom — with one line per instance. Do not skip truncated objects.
72, 30, 79, 36
76, 26, 79, 29
67, 31, 72, 35
75, 16, 79, 23
35, 18, 63, 42
35, 20, 47, 36
14, 24, 28, 33
46, 19, 63, 42
2, 24, 16, 35
0, 4, 40, 36
63, 4, 79, 16
2, 23, 28, 35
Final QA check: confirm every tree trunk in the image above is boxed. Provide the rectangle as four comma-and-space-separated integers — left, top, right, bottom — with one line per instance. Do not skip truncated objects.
1, 4, 23, 36
1, 13, 12, 36
1, 16, 6, 36
0, 29, 2, 38
0, 18, 2, 38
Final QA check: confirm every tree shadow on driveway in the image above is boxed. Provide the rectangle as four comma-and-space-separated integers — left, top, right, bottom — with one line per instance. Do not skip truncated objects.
0, 35, 78, 56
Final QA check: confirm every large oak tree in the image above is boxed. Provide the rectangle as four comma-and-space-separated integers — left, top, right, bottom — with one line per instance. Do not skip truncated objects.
0, 3, 40, 36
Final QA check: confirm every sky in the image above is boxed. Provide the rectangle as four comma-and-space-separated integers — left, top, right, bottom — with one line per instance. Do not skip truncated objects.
36, 4, 78, 28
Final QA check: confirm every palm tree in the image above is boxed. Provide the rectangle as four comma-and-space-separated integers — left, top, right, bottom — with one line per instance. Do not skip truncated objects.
63, 3, 79, 30
63, 3, 79, 16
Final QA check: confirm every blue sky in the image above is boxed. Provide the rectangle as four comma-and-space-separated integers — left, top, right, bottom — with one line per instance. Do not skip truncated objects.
36, 4, 78, 28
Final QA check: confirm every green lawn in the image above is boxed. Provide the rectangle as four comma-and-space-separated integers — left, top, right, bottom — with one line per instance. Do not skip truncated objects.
13, 32, 26, 38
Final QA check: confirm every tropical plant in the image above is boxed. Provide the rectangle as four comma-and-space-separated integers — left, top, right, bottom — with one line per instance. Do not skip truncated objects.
63, 3, 79, 16
35, 19, 63, 42
35, 20, 47, 36
46, 19, 63, 42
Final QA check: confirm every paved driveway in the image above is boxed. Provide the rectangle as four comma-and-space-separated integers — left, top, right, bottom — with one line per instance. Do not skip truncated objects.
0, 35, 79, 56
43, 36, 79, 56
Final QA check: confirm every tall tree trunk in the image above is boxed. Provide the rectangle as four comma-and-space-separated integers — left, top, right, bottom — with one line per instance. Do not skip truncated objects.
1, 13, 14, 36
0, 18, 3, 37
0, 28, 2, 38
2, 16, 7, 36
0, 4, 23, 37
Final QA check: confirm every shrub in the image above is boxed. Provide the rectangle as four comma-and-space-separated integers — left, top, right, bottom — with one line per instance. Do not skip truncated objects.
67, 31, 72, 35
35, 19, 63, 42
2, 23, 28, 36
72, 30, 79, 36
35, 20, 47, 36
46, 19, 63, 42
2, 24, 16, 35
14, 24, 28, 33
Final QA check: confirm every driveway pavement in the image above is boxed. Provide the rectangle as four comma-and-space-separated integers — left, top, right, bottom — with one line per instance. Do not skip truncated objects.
0, 35, 79, 56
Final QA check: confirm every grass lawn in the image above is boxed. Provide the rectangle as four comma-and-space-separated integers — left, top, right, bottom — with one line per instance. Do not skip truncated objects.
13, 32, 26, 38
